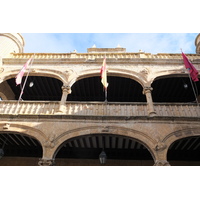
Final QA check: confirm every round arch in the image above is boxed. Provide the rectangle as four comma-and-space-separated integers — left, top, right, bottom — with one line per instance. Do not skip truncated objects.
1, 69, 67, 85
51, 126, 157, 161
0, 123, 47, 144
151, 74, 200, 102
167, 135, 200, 165
0, 131, 43, 165
67, 74, 146, 102
69, 69, 146, 88
163, 127, 200, 148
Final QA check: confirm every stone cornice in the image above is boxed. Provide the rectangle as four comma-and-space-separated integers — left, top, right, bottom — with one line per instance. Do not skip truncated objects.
3, 52, 200, 65
10, 52, 200, 59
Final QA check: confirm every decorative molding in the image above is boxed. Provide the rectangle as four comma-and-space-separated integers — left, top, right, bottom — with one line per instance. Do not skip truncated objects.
154, 160, 170, 166
143, 87, 153, 95
154, 141, 167, 151
38, 159, 55, 166
44, 135, 56, 148
3, 123, 10, 130
62, 85, 72, 94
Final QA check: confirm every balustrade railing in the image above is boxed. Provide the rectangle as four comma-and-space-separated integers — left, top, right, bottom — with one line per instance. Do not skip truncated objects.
11, 53, 200, 60
0, 101, 200, 118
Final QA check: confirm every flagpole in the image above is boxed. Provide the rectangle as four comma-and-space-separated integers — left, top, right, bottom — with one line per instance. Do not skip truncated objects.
187, 69, 199, 106
181, 49, 199, 106
105, 88, 107, 102
18, 54, 35, 102
104, 53, 107, 102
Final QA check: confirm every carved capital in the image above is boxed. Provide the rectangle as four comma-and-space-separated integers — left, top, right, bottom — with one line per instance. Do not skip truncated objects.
154, 160, 170, 166
38, 158, 55, 166
62, 85, 72, 94
143, 87, 153, 95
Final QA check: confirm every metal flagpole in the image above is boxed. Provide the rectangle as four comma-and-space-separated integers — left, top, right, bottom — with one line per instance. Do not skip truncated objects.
181, 49, 199, 107
105, 88, 107, 102
187, 70, 199, 107
104, 53, 108, 102
18, 54, 35, 102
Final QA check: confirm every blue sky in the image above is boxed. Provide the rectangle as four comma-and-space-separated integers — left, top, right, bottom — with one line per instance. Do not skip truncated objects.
21, 33, 198, 54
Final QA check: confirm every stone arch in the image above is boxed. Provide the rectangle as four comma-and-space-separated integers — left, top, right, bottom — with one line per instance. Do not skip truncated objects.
0, 123, 47, 146
51, 126, 157, 161
152, 71, 199, 82
151, 74, 200, 102
160, 127, 200, 161
1, 68, 69, 85
69, 68, 146, 88
163, 127, 200, 148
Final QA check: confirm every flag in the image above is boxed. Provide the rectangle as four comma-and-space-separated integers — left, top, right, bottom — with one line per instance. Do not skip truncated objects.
100, 57, 108, 89
182, 52, 199, 82
15, 57, 32, 85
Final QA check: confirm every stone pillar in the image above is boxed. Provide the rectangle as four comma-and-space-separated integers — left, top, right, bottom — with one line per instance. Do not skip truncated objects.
143, 87, 156, 117
38, 158, 55, 166
61, 85, 72, 102
57, 85, 72, 113
153, 141, 170, 166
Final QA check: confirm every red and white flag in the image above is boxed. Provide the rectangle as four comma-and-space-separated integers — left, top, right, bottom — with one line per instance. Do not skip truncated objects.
182, 52, 199, 82
100, 57, 108, 90
15, 57, 32, 85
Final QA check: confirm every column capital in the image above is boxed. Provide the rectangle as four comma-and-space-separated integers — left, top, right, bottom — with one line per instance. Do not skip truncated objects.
154, 160, 170, 166
62, 85, 72, 94
143, 87, 153, 94
38, 158, 55, 166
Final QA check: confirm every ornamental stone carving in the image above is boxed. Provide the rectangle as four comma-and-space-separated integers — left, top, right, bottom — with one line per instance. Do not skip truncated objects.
154, 160, 170, 166
62, 85, 72, 94
38, 159, 55, 166
143, 87, 153, 95
154, 141, 167, 151
3, 123, 10, 130
44, 135, 55, 148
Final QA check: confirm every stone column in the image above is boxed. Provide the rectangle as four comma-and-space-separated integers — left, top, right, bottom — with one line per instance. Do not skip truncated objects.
143, 87, 156, 117
38, 158, 55, 166
58, 85, 72, 113
153, 141, 170, 166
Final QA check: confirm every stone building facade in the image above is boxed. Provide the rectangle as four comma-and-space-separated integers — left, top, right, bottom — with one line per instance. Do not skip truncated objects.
0, 33, 200, 166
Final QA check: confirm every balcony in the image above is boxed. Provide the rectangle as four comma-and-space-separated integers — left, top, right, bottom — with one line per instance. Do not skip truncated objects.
0, 101, 199, 118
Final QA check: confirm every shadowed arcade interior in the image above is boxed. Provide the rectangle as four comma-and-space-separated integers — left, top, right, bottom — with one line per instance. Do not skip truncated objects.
4, 76, 200, 103
0, 133, 42, 157
168, 136, 200, 166
55, 134, 154, 165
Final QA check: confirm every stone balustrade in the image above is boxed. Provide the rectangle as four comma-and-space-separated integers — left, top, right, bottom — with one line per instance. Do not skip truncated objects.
10, 53, 200, 60
0, 101, 200, 118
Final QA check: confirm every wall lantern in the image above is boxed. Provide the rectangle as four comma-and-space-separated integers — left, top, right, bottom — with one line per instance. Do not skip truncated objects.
29, 81, 34, 87
99, 136, 107, 164
99, 150, 107, 165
